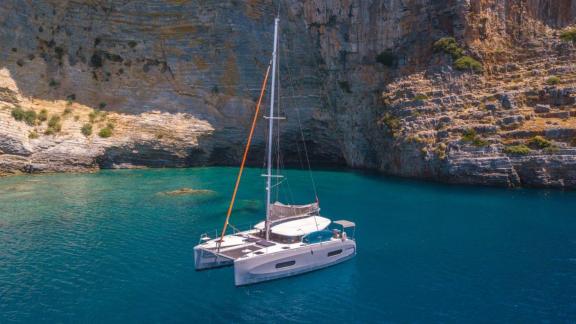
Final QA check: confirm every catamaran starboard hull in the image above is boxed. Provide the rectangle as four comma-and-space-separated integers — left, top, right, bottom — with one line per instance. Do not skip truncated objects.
234, 239, 356, 286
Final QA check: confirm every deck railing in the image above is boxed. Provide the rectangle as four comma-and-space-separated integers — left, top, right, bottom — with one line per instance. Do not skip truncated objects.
198, 222, 257, 244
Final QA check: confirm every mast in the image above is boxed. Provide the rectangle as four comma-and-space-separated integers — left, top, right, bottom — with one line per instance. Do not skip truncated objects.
265, 17, 279, 241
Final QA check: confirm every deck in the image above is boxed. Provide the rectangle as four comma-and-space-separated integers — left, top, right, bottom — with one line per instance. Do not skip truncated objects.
199, 234, 278, 260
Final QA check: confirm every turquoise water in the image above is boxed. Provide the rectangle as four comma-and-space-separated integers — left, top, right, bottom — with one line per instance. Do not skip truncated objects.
1, 167, 575, 323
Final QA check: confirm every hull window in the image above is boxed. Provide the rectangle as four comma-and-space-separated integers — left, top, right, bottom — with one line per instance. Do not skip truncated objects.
327, 249, 342, 257
275, 260, 296, 269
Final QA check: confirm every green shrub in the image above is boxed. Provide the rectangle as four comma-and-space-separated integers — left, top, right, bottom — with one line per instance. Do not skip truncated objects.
461, 129, 477, 142
546, 76, 561, 85
81, 123, 92, 136
89, 109, 106, 123
11, 106, 25, 121
24, 110, 37, 125
454, 56, 483, 73
28, 131, 39, 139
433, 37, 463, 59
38, 109, 48, 122
63, 107, 72, 115
11, 106, 37, 126
414, 94, 428, 101
379, 113, 401, 135
434, 37, 483, 73
89, 111, 97, 123
66, 94, 76, 105
461, 129, 488, 147
98, 127, 113, 138
560, 28, 576, 43
45, 115, 62, 135
435, 143, 447, 159
99, 102, 107, 109
376, 51, 396, 67
106, 122, 115, 130
471, 137, 488, 147
504, 144, 531, 155
528, 136, 552, 149
48, 115, 60, 128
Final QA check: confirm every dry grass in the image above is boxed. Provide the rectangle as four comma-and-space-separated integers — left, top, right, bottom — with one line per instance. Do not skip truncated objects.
520, 116, 576, 132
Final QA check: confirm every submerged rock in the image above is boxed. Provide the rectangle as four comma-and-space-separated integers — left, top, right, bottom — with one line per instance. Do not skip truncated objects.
235, 199, 263, 212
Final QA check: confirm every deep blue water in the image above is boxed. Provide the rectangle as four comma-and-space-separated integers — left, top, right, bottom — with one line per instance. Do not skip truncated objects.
0, 167, 575, 323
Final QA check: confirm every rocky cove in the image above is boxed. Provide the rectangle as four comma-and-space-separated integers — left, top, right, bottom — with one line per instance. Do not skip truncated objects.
1, 0, 576, 188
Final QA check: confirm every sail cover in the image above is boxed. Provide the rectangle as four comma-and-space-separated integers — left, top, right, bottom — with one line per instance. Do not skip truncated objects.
269, 201, 320, 223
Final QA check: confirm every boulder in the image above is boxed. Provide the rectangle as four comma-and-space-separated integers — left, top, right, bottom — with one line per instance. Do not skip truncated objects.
485, 103, 498, 111
534, 104, 550, 113
500, 93, 517, 109
500, 115, 524, 125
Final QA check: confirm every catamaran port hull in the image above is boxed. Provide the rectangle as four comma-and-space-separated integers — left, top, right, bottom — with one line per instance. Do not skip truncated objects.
194, 246, 234, 270
234, 239, 356, 286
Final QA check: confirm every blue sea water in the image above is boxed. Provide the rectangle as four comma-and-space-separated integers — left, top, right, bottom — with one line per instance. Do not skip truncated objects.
0, 167, 575, 323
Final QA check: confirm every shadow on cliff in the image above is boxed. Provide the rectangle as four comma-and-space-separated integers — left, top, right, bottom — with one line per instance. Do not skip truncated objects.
96, 126, 347, 170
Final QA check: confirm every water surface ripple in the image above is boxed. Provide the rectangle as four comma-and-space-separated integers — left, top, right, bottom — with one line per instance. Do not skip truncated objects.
0, 168, 575, 323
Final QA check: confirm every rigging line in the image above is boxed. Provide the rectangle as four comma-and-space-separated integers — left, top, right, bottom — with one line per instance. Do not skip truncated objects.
278, 40, 320, 232
217, 63, 271, 250
275, 32, 282, 203
280, 42, 319, 202
276, 0, 281, 18
276, 34, 298, 207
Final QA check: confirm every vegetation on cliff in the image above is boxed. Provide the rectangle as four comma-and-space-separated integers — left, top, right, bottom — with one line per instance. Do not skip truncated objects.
98, 124, 114, 138
527, 136, 553, 149
81, 123, 93, 136
461, 129, 488, 147
38, 109, 47, 122
11, 106, 37, 126
560, 28, 576, 43
433, 37, 483, 73
378, 113, 401, 137
504, 145, 532, 155
45, 115, 62, 135
454, 56, 483, 73
546, 76, 561, 85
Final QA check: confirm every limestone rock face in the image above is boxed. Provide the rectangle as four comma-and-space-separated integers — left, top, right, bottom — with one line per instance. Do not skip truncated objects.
1, 0, 576, 188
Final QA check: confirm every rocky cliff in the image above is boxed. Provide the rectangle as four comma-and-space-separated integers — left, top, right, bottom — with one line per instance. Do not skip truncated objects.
1, 0, 576, 189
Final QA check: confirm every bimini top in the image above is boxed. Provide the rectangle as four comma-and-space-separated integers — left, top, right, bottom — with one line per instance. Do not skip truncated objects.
254, 216, 331, 237
333, 220, 356, 228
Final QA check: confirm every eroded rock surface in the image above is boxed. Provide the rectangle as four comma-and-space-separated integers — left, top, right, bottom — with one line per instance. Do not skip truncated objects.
1, 0, 576, 188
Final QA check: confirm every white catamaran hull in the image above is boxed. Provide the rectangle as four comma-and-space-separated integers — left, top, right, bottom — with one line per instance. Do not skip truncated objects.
234, 239, 356, 286
194, 247, 234, 270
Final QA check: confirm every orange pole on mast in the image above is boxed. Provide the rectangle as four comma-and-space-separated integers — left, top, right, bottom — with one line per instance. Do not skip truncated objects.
218, 64, 271, 249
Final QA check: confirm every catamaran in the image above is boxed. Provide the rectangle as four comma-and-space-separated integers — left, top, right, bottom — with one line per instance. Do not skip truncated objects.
193, 16, 357, 286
